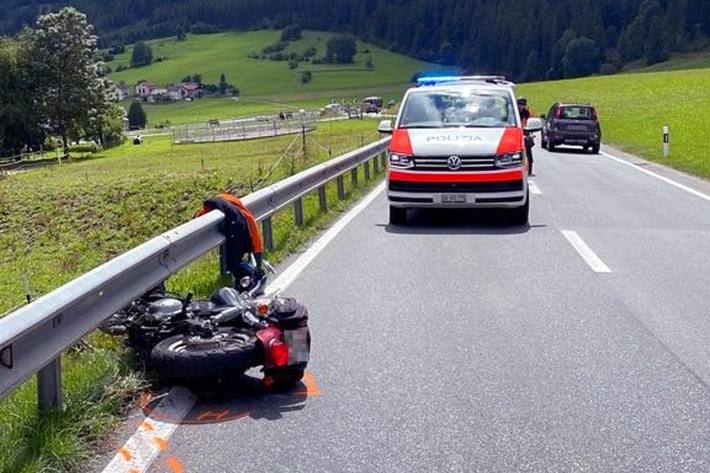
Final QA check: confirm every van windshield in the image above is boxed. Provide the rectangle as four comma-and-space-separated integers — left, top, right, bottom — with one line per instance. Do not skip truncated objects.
399, 89, 516, 129
559, 106, 596, 120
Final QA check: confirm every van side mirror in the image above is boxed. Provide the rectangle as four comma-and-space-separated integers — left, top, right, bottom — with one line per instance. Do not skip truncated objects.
524, 117, 544, 133
378, 120, 393, 134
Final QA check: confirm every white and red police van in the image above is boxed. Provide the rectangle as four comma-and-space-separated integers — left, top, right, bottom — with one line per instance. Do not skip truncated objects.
378, 76, 543, 225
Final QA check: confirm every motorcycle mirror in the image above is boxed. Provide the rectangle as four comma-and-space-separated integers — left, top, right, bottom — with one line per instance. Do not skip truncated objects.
524, 117, 544, 133
263, 260, 276, 275
239, 275, 253, 289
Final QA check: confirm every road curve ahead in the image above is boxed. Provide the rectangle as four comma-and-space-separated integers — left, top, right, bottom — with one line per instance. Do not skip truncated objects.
121, 144, 710, 473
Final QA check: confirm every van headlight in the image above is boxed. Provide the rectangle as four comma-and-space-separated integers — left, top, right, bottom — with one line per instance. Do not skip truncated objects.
389, 153, 414, 169
495, 152, 523, 168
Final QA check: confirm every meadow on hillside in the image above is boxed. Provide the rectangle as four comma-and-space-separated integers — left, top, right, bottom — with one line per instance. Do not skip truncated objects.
108, 30, 431, 97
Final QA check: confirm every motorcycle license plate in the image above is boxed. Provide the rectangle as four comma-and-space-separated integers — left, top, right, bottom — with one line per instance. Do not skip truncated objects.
441, 193, 467, 204
285, 327, 309, 364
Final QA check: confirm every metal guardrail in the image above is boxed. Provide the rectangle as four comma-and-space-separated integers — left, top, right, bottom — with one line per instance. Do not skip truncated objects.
0, 137, 390, 410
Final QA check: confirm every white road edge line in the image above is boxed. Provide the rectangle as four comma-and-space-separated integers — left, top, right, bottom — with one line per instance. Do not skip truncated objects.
560, 230, 611, 273
600, 151, 710, 203
102, 180, 385, 473
528, 179, 542, 195
101, 387, 197, 473
266, 181, 386, 295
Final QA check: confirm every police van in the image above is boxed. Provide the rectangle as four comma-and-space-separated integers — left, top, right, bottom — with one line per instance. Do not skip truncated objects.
378, 76, 543, 225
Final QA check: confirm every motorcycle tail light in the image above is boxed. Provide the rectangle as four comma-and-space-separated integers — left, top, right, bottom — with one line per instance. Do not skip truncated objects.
256, 302, 270, 316
270, 340, 289, 367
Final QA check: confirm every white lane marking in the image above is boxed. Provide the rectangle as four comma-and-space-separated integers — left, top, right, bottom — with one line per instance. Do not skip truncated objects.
560, 230, 611, 273
528, 179, 542, 195
267, 181, 386, 295
103, 182, 385, 473
601, 151, 710, 203
101, 387, 197, 473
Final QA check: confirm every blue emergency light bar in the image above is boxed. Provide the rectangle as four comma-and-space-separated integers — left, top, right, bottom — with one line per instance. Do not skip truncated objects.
416, 75, 514, 87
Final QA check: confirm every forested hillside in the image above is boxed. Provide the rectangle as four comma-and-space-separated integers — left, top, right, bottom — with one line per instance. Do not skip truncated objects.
1, 0, 709, 81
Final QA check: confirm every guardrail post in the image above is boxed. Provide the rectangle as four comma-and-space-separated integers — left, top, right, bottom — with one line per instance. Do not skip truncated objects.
373, 155, 380, 173
262, 217, 274, 250
351, 167, 358, 187
337, 175, 345, 200
318, 185, 327, 212
294, 198, 304, 226
380, 152, 387, 169
38, 357, 61, 411
219, 243, 229, 276
364, 160, 371, 180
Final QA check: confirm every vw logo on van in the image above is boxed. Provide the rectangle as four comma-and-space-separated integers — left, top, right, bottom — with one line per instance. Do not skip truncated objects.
447, 155, 462, 171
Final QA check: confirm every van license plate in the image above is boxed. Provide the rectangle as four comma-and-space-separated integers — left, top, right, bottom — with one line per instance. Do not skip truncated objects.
441, 193, 467, 204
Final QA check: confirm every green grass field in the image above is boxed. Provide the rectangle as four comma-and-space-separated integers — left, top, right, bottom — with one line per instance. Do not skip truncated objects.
108, 30, 427, 125
0, 118, 385, 472
108, 30, 430, 97
519, 66, 710, 178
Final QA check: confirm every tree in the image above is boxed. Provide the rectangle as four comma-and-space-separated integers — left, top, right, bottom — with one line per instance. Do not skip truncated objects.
0, 38, 43, 155
127, 100, 146, 129
325, 35, 357, 64
645, 16, 669, 65
192, 73, 202, 85
301, 70, 312, 83
131, 41, 153, 67
23, 7, 114, 152
563, 37, 601, 78
281, 24, 302, 42
177, 25, 187, 41
219, 73, 228, 94
365, 55, 374, 69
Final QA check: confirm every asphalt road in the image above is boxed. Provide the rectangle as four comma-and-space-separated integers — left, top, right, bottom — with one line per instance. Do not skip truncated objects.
110, 143, 710, 473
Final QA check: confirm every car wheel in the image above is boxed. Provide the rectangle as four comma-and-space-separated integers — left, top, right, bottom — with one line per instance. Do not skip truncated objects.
389, 206, 407, 225
507, 193, 529, 226
591, 144, 600, 154
548, 142, 556, 152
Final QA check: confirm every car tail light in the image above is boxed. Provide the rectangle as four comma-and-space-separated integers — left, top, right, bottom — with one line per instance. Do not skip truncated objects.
270, 340, 289, 367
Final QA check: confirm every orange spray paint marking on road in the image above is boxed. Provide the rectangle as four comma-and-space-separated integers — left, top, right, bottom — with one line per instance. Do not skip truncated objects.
128, 468, 140, 473
140, 419, 155, 431
152, 435, 169, 450
298, 372, 321, 396
166, 456, 185, 473
118, 447, 132, 462
197, 409, 230, 422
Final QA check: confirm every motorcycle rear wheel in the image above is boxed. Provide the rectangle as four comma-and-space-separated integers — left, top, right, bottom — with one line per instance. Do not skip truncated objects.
150, 329, 260, 382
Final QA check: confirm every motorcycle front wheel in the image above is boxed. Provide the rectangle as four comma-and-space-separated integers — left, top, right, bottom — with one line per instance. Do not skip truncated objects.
150, 329, 260, 382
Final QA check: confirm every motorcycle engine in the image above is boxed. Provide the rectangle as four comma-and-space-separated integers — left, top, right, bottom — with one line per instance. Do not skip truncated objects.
144, 298, 183, 325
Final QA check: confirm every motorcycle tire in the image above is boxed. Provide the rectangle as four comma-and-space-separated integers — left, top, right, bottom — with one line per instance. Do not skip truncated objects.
150, 328, 260, 382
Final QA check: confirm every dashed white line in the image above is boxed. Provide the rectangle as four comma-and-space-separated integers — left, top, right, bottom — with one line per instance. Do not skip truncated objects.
560, 230, 611, 273
528, 180, 542, 195
601, 151, 710, 203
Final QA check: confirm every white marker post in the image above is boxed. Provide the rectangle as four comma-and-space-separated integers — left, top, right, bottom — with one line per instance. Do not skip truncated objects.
663, 125, 670, 159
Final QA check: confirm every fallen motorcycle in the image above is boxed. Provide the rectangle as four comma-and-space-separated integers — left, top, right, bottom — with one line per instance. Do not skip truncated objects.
100, 275, 310, 387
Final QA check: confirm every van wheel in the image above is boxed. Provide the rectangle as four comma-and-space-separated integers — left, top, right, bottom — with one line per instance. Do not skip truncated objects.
548, 143, 556, 152
507, 193, 529, 226
389, 206, 407, 225
591, 144, 600, 154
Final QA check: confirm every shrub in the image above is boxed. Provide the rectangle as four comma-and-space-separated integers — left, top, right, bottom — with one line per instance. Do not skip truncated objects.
288, 60, 299, 69
301, 70, 312, 83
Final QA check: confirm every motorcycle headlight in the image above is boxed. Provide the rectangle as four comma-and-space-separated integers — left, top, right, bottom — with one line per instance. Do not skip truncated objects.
495, 151, 523, 168
389, 153, 414, 169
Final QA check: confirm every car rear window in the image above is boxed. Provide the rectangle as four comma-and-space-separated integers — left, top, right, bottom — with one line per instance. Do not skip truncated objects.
558, 106, 596, 120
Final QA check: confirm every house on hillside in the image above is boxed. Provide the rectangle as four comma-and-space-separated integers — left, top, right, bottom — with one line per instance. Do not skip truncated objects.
181, 82, 203, 99
147, 87, 168, 103
136, 80, 156, 98
167, 84, 185, 101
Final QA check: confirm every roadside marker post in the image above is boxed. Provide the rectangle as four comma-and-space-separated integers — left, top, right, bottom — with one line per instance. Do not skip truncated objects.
663, 125, 670, 159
